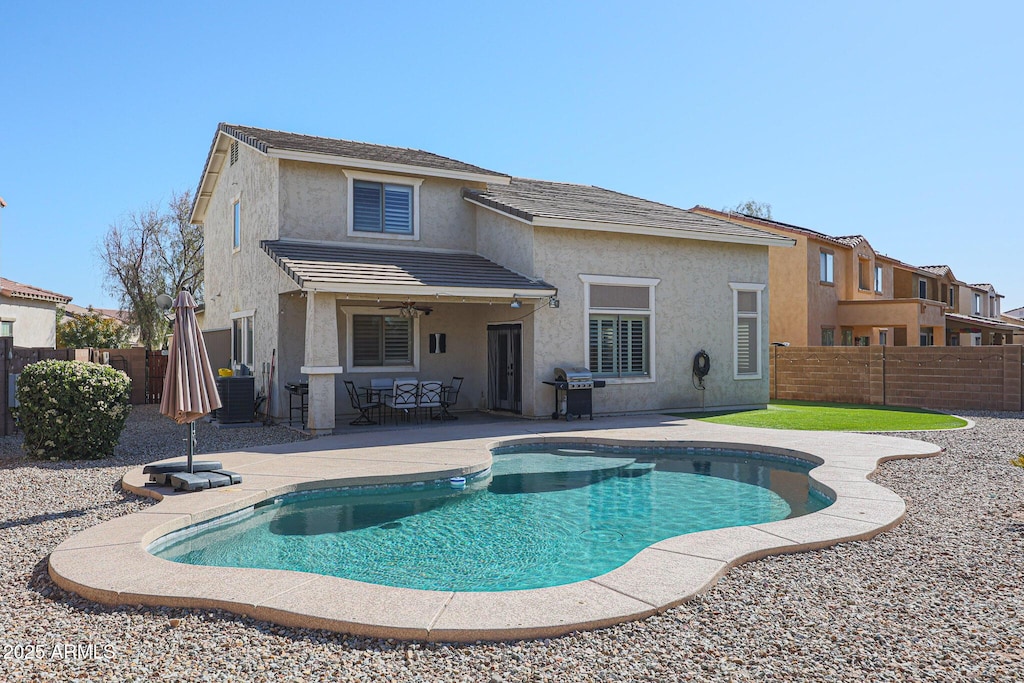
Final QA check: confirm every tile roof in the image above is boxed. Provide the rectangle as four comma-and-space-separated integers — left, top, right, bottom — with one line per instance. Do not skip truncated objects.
688, 206, 856, 248
0, 277, 72, 304
465, 180, 793, 245
219, 124, 507, 179
262, 241, 555, 295
64, 304, 131, 322
946, 312, 1024, 331
1004, 306, 1024, 319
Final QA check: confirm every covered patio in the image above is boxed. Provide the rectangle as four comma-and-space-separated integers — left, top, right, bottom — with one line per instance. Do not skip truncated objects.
944, 312, 1024, 346
264, 240, 557, 434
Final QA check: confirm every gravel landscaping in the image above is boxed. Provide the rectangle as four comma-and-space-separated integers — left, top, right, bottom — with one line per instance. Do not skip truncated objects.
1, 406, 1021, 682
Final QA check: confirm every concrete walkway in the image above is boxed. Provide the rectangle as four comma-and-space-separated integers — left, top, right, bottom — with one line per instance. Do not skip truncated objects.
48, 414, 942, 642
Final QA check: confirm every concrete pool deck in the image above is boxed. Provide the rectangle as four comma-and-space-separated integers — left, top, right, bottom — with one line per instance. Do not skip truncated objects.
48, 414, 942, 642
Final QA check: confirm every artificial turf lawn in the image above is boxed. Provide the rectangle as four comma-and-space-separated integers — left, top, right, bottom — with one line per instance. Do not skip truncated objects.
675, 400, 967, 431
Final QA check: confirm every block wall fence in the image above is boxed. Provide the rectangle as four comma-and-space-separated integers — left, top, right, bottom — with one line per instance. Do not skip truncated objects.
769, 345, 1023, 413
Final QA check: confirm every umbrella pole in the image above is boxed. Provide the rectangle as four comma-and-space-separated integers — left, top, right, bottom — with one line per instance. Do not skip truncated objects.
188, 421, 196, 474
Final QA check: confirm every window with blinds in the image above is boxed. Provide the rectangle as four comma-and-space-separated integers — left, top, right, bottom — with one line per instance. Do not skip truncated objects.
586, 281, 652, 379
589, 316, 648, 377
352, 180, 413, 234
352, 315, 413, 366
733, 288, 761, 378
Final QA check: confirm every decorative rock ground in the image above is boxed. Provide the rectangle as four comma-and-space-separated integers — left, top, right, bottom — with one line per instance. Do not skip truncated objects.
0, 406, 1021, 681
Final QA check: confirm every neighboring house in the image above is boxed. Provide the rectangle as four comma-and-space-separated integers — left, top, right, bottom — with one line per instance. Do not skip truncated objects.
690, 208, 1021, 347
192, 123, 794, 433
62, 304, 141, 346
1003, 306, 1024, 345
0, 277, 72, 348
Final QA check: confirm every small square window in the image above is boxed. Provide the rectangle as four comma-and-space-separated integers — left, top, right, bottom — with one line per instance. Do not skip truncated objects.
0, 321, 12, 337
821, 328, 834, 346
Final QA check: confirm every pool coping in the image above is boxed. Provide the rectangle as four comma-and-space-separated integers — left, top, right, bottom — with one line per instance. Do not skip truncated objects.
47, 416, 942, 642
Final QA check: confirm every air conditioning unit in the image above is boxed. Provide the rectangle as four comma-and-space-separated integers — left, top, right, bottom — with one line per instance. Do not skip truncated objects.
214, 376, 254, 423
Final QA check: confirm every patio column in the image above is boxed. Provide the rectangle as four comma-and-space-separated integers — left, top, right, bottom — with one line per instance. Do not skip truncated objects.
302, 291, 340, 435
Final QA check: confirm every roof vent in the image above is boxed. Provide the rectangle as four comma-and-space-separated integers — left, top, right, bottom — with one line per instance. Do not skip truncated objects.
230, 140, 239, 166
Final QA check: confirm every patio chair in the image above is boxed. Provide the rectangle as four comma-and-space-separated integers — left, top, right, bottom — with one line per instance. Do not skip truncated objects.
417, 380, 444, 421
438, 376, 463, 421
385, 381, 419, 423
368, 377, 394, 403
344, 380, 380, 426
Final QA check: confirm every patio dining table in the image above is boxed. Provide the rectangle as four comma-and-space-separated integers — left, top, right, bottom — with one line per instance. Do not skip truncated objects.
358, 379, 456, 424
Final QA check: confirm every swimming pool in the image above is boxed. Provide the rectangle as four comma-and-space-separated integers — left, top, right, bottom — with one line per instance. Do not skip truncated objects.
150, 444, 832, 592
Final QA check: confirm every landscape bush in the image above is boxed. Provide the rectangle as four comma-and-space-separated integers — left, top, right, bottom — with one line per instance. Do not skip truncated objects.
15, 360, 132, 459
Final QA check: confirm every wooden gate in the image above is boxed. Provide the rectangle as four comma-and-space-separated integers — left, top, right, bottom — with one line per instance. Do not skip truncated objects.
146, 351, 167, 404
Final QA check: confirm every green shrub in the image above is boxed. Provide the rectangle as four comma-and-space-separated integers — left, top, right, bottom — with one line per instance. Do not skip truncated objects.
16, 360, 132, 459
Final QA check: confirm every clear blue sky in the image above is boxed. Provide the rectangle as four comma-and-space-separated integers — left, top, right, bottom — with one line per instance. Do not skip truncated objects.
2, 1, 1021, 309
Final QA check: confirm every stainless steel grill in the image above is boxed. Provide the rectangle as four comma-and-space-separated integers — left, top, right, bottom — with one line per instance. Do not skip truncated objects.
543, 367, 606, 420
555, 367, 594, 390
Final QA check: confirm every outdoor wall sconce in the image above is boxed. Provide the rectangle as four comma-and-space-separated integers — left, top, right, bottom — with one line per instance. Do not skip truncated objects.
429, 333, 446, 354
510, 295, 522, 309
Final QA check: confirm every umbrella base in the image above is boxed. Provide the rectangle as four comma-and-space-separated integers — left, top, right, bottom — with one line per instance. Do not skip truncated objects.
144, 461, 223, 486
170, 470, 242, 492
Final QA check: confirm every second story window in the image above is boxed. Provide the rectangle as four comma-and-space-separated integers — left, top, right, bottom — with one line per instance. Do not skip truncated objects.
819, 251, 834, 284
973, 293, 981, 315
874, 266, 883, 293
353, 181, 414, 234
346, 171, 423, 240
858, 259, 870, 290
918, 279, 927, 299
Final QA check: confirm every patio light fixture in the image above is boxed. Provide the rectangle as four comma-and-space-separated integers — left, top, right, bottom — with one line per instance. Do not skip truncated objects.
510, 295, 522, 309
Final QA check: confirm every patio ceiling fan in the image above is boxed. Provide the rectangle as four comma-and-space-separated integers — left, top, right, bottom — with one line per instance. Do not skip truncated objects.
378, 301, 433, 317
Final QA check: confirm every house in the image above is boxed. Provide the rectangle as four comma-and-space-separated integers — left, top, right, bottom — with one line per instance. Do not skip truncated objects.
690, 208, 1022, 347
62, 304, 141, 347
0, 277, 72, 348
1003, 306, 1024, 345
191, 124, 794, 433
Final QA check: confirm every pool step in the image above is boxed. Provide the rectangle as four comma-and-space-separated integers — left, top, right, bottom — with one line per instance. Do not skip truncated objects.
617, 462, 656, 478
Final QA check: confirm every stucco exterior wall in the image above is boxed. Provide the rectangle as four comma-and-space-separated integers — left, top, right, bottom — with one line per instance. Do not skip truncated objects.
529, 227, 771, 415
278, 160, 482, 252
473, 207, 536, 279
806, 240, 842, 345
200, 140, 287, 414
0, 297, 59, 348
766, 232, 808, 345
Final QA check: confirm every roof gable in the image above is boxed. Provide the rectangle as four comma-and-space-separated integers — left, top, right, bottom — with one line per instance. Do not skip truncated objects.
191, 123, 511, 224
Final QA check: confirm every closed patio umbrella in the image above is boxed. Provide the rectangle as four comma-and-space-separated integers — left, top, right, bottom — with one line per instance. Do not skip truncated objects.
159, 290, 222, 473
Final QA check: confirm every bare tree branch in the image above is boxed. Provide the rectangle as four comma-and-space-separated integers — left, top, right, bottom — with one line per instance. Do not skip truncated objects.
97, 190, 203, 350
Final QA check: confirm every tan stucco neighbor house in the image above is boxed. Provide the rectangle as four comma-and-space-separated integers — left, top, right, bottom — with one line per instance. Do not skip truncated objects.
0, 277, 73, 348
192, 124, 794, 434
690, 208, 1022, 348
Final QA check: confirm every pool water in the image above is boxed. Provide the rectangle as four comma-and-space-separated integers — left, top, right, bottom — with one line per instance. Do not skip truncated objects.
151, 445, 831, 591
